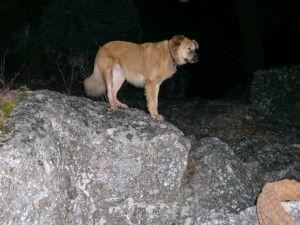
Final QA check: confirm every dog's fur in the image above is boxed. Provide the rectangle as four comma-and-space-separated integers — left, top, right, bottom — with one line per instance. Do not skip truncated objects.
84, 35, 198, 120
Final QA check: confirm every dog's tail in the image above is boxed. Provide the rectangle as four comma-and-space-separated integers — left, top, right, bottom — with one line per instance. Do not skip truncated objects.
84, 67, 106, 97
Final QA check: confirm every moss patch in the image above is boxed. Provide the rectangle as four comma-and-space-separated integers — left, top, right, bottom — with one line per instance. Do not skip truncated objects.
82, 119, 89, 126
0, 100, 19, 117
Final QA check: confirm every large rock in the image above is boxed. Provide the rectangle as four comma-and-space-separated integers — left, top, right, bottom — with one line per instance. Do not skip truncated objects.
178, 137, 260, 224
0, 90, 190, 224
200, 201, 300, 225
232, 136, 300, 182
251, 65, 300, 126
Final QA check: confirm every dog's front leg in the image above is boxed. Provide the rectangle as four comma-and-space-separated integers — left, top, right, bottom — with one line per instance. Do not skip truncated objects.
145, 80, 164, 121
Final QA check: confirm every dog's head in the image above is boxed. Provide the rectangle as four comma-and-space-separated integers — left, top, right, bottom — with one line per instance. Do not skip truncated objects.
170, 35, 199, 65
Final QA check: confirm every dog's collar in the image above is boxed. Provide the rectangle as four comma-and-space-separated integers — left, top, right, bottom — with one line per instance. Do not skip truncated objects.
168, 45, 179, 68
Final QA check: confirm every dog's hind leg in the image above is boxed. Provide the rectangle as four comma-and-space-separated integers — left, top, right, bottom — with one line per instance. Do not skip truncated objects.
102, 62, 117, 111
112, 64, 128, 108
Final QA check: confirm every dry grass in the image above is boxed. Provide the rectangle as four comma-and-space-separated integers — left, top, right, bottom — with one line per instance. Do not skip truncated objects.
185, 154, 196, 182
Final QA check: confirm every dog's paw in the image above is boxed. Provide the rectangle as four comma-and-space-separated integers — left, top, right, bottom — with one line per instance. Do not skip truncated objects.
152, 114, 164, 121
111, 105, 117, 111
117, 103, 128, 109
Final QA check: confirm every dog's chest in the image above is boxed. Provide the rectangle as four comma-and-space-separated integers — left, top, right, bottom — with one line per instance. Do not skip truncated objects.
113, 63, 145, 87
125, 73, 145, 87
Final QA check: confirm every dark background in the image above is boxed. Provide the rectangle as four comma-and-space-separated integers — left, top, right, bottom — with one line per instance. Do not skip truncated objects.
1, 0, 300, 99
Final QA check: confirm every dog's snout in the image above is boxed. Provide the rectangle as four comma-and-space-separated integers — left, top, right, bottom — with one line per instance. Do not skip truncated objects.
192, 54, 198, 63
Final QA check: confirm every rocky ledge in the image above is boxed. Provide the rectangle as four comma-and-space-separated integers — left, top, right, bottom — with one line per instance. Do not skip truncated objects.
0, 90, 190, 224
0, 90, 299, 224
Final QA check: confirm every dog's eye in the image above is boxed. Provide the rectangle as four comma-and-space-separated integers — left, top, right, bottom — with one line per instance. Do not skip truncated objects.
187, 46, 191, 50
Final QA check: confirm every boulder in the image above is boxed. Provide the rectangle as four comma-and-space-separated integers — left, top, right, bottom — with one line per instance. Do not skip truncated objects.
178, 137, 260, 224
0, 90, 190, 224
232, 136, 300, 182
201, 201, 300, 225
251, 65, 300, 126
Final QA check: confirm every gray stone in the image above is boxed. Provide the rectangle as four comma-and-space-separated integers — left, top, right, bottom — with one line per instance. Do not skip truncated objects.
213, 201, 300, 225
178, 137, 260, 224
232, 136, 300, 181
0, 90, 190, 224
251, 65, 300, 126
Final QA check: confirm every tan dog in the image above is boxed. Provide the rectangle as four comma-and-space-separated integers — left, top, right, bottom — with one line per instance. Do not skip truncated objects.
84, 35, 198, 120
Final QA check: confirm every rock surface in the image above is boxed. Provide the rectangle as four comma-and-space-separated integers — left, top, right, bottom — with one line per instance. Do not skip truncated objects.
199, 201, 300, 225
177, 136, 300, 225
1, 89, 299, 225
232, 135, 299, 182
251, 65, 300, 126
178, 137, 260, 224
158, 99, 300, 186
0, 90, 190, 224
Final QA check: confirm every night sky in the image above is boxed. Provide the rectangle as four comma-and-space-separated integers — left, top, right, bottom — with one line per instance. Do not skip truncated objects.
1, 0, 300, 99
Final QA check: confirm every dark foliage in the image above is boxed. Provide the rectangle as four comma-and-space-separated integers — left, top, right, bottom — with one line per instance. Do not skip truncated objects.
36, 0, 141, 85
0, 1, 27, 54
40, 0, 141, 58
2, 0, 141, 91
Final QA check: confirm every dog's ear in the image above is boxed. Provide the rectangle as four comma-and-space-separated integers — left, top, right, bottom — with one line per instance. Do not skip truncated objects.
193, 40, 199, 49
173, 35, 185, 45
